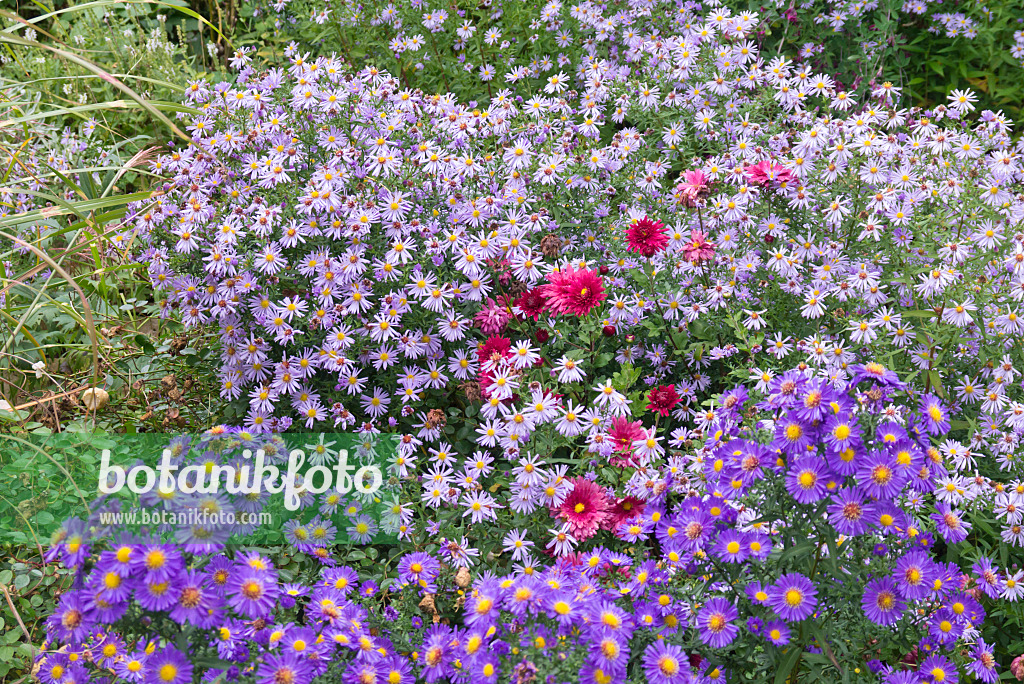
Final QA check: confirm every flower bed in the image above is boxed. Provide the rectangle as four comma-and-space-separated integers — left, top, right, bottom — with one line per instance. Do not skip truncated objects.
28, 1, 1024, 682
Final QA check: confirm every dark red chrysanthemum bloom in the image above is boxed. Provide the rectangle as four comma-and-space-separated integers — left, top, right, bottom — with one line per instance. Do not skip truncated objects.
625, 216, 669, 257
646, 384, 681, 416
514, 287, 548, 321
477, 335, 512, 365
606, 496, 646, 530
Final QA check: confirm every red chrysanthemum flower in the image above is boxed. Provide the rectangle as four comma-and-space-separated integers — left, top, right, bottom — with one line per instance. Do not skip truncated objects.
646, 384, 681, 417
606, 496, 647, 530
477, 335, 512, 365
554, 477, 611, 540
514, 287, 548, 321
626, 216, 669, 258
541, 267, 606, 317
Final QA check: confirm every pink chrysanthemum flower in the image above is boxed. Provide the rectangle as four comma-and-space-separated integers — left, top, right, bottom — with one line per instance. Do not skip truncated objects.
541, 267, 606, 317
626, 216, 669, 257
682, 229, 716, 263
553, 477, 610, 541
744, 159, 795, 187
675, 169, 709, 207
474, 297, 511, 333
608, 416, 646, 466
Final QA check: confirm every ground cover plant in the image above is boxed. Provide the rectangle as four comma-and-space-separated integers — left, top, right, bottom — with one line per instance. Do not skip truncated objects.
3, 0, 1024, 683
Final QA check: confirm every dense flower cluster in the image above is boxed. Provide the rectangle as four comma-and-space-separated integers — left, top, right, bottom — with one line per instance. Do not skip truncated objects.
21, 0, 1024, 680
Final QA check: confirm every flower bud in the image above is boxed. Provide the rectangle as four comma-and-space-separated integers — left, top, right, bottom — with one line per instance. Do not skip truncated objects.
81, 387, 110, 411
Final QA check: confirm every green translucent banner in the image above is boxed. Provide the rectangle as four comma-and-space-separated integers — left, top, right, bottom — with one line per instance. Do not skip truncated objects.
0, 431, 401, 548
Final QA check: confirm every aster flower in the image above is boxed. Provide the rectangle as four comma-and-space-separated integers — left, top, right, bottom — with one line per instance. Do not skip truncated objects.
894, 551, 934, 600
919, 655, 958, 684
226, 569, 279, 618
848, 362, 906, 389
857, 452, 906, 500
256, 652, 311, 684
827, 488, 874, 536
768, 573, 818, 622
932, 503, 971, 543
46, 591, 91, 644
862, 576, 906, 626
397, 551, 439, 592
143, 645, 193, 684
785, 457, 830, 504
764, 620, 791, 646
420, 624, 456, 683
968, 638, 999, 683
697, 597, 739, 648
918, 394, 951, 435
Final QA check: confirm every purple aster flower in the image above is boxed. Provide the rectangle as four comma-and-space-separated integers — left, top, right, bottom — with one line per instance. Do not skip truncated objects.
381, 656, 413, 684
972, 557, 1002, 599
169, 569, 222, 628
893, 551, 934, 600
746, 581, 770, 605
764, 620, 791, 646
857, 452, 907, 500
967, 638, 998, 683
772, 415, 813, 455
256, 651, 311, 684
642, 640, 689, 684
885, 673, 923, 684
918, 394, 950, 435
226, 569, 279, 618
931, 503, 971, 543
588, 633, 630, 678
785, 457, 829, 504
397, 551, 439, 593
714, 529, 749, 564
465, 578, 503, 627
143, 645, 193, 684
827, 488, 875, 536
697, 597, 739, 648
470, 653, 500, 684
795, 378, 835, 423
46, 591, 92, 644
113, 650, 148, 682
849, 362, 906, 389
823, 412, 863, 459
420, 624, 456, 683
918, 654, 958, 684
133, 544, 183, 584
861, 576, 906, 626
768, 572, 818, 622
928, 608, 962, 646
